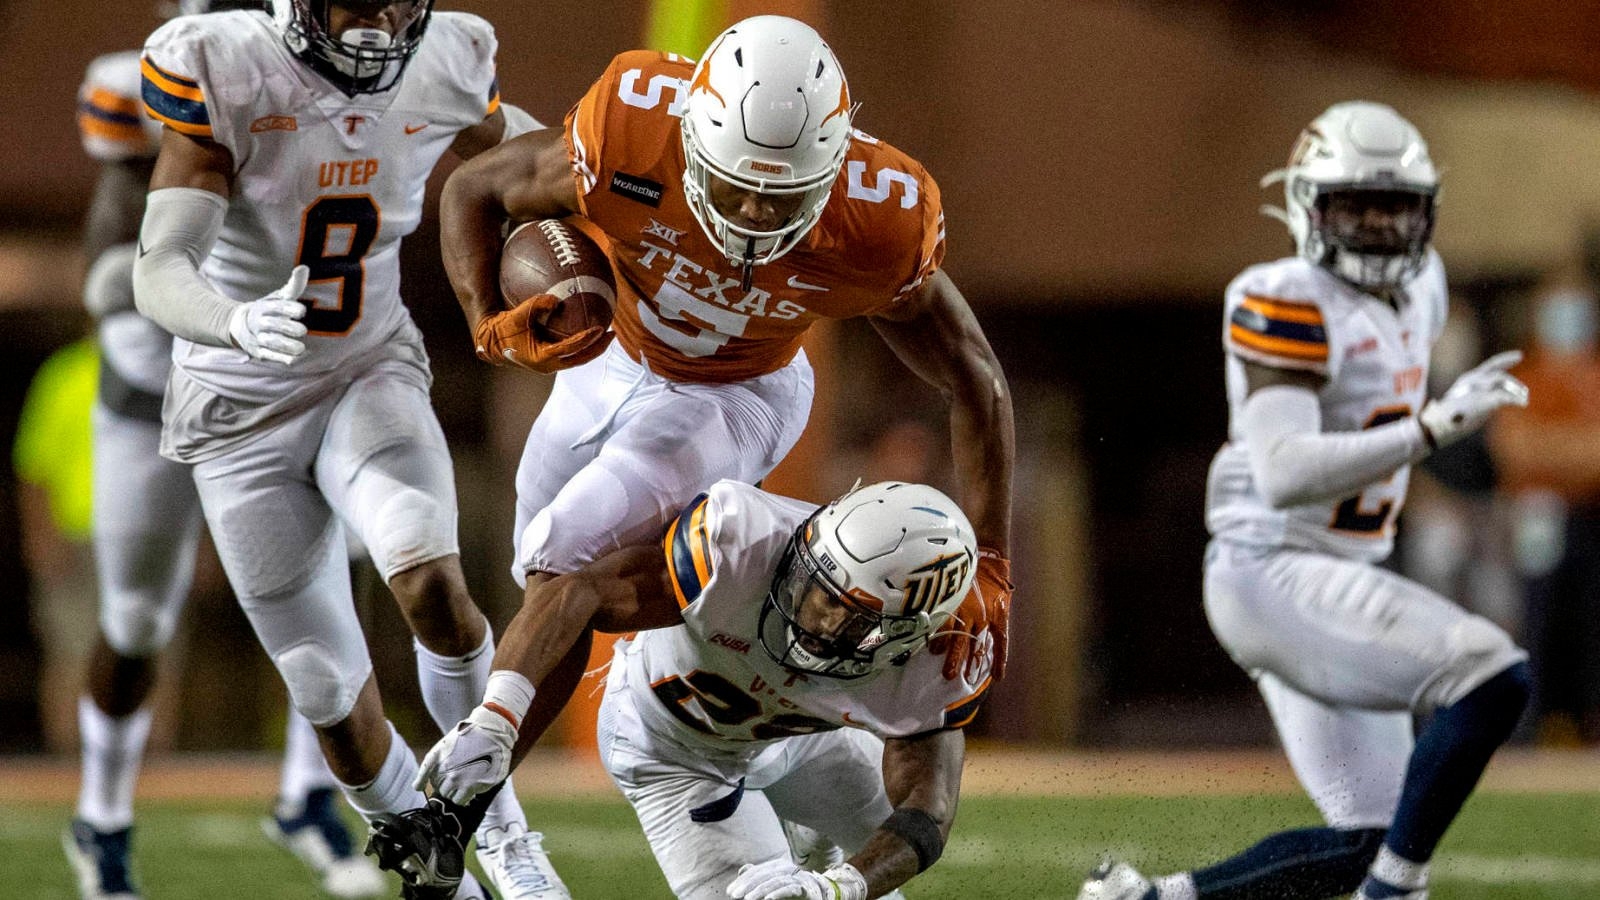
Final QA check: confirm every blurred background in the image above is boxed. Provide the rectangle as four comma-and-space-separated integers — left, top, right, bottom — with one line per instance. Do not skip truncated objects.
6, 0, 1600, 764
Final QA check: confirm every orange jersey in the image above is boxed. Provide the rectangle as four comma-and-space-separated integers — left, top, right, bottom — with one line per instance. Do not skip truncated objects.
564, 50, 945, 384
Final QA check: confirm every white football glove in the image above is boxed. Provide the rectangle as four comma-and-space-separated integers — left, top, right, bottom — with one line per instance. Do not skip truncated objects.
228, 265, 310, 365
414, 704, 518, 804
1418, 350, 1530, 450
726, 859, 867, 900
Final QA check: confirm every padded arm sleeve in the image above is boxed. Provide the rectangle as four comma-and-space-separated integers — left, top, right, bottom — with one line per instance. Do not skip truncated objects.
1240, 385, 1430, 509
500, 102, 541, 141
132, 186, 239, 347
83, 242, 138, 318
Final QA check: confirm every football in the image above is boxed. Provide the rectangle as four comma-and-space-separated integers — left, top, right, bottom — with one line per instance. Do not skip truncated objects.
498, 219, 616, 341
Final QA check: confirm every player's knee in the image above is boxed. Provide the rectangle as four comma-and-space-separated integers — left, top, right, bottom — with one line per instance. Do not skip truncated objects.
101, 600, 180, 658
1422, 616, 1526, 710
274, 640, 366, 726
371, 487, 455, 579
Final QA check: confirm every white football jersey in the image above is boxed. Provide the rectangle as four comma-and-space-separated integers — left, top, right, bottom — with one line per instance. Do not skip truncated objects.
140, 10, 501, 402
81, 50, 164, 162
81, 50, 172, 393
622, 480, 990, 751
1205, 252, 1448, 562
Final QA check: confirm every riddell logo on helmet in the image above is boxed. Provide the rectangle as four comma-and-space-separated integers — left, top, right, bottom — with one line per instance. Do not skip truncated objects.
749, 161, 784, 175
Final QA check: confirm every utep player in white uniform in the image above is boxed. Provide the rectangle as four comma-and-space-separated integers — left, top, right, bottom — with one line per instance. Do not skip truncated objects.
64, 5, 384, 899
382, 480, 991, 900
1080, 104, 1531, 900
128, 3, 566, 898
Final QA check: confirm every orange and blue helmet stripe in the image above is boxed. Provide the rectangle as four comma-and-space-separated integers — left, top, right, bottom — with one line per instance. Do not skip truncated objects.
1229, 295, 1328, 364
663, 493, 714, 609
140, 56, 211, 137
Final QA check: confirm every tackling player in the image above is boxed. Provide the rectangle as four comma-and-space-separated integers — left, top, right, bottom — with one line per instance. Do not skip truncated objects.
1079, 103, 1532, 900
434, 14, 1015, 755
127, 2, 563, 897
63, 4, 383, 898
375, 480, 991, 900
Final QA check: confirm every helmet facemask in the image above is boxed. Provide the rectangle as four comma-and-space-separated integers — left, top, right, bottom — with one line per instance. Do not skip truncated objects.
681, 113, 845, 277
1301, 182, 1436, 292
1262, 101, 1440, 295
678, 16, 854, 288
275, 0, 432, 96
758, 522, 932, 681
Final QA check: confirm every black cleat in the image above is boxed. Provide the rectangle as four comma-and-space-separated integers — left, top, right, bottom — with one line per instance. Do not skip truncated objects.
364, 801, 466, 899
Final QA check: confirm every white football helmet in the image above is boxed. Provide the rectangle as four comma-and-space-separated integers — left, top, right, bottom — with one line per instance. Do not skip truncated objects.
759, 482, 978, 680
1262, 101, 1439, 292
270, 0, 433, 96
681, 15, 853, 273
164, 0, 264, 16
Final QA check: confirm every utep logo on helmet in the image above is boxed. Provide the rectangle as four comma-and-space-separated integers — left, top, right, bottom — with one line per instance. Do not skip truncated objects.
902, 553, 972, 616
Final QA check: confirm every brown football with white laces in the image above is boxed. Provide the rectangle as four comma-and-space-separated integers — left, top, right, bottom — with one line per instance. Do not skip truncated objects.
498, 219, 616, 340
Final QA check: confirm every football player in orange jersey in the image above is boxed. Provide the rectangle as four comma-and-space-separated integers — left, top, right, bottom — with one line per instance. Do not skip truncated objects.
440, 14, 1014, 750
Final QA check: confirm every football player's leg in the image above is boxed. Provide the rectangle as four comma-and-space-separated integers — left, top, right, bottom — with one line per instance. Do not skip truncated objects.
263, 710, 386, 899
597, 681, 789, 900
1206, 544, 1528, 898
318, 367, 563, 895
68, 404, 204, 900
193, 428, 417, 808
1134, 676, 1397, 900
761, 729, 894, 857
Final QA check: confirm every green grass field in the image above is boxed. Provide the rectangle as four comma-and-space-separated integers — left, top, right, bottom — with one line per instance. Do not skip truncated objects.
9, 791, 1599, 899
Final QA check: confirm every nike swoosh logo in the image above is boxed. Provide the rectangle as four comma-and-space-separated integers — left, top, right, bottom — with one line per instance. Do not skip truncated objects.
404, 123, 429, 134
442, 752, 497, 776
786, 275, 829, 292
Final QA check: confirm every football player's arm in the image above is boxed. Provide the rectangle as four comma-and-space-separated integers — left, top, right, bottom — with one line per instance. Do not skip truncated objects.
417, 541, 683, 803
868, 270, 1013, 554
1239, 361, 1430, 507
851, 729, 966, 894
492, 543, 683, 701
447, 103, 542, 161
439, 126, 580, 334
81, 156, 155, 317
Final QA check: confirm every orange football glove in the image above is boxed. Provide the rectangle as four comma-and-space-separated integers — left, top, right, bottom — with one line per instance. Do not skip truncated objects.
473, 294, 613, 374
928, 548, 1013, 683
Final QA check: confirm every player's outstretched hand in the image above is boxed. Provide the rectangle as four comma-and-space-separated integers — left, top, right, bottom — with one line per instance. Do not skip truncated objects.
929, 548, 1013, 683
414, 705, 517, 805
228, 265, 309, 366
726, 859, 867, 900
1419, 350, 1530, 450
473, 295, 613, 374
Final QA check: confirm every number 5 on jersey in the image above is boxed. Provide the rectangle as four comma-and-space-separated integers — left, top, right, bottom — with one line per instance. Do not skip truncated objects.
294, 195, 379, 334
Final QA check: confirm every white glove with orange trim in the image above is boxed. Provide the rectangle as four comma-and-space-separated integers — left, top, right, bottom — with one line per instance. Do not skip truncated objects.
415, 704, 517, 804
726, 859, 867, 900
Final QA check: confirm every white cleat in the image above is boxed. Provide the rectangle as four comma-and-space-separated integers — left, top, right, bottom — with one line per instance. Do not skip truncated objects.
262, 788, 387, 898
1077, 858, 1152, 900
474, 822, 571, 900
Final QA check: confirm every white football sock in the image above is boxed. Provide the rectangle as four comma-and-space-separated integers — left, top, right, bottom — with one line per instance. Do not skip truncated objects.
1369, 846, 1429, 890
76, 697, 152, 831
414, 626, 529, 837
337, 722, 425, 821
1154, 873, 1198, 900
275, 707, 336, 818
